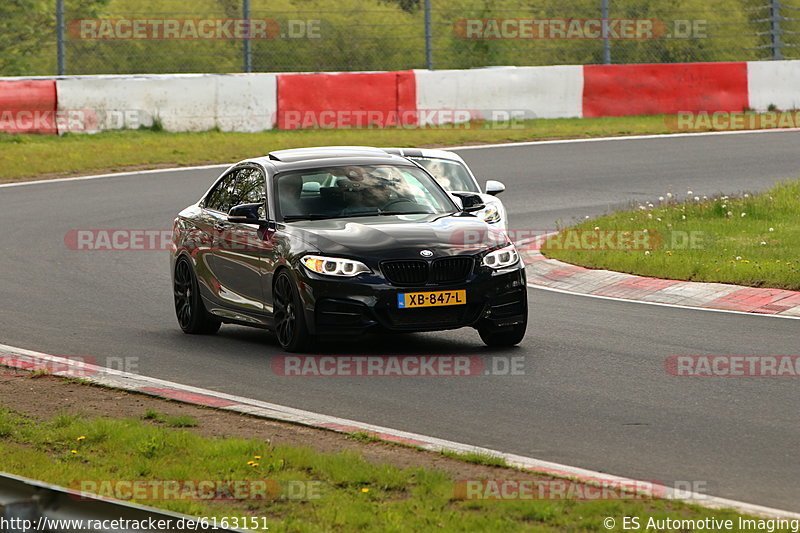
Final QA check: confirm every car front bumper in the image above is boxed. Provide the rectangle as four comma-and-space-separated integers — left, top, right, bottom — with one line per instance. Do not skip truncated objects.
295, 264, 527, 336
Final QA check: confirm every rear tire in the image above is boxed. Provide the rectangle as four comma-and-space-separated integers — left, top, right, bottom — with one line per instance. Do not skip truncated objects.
273, 271, 314, 352
174, 257, 221, 335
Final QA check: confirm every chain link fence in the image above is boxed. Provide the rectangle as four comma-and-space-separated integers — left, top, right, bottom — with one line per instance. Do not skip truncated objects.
5, 0, 800, 76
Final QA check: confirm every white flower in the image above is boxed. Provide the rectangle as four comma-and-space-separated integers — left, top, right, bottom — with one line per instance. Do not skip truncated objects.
647, 213, 653, 218
666, 192, 673, 199
585, 215, 590, 219
769, 227, 774, 232
694, 196, 700, 202
687, 190, 693, 195
744, 193, 750, 198
681, 215, 686, 220
647, 203, 654, 208
638, 206, 646, 211
736, 256, 742, 260
741, 212, 746, 217
643, 229, 649, 233
656, 217, 662, 221
760, 241, 767, 245
658, 196, 664, 202
644, 251, 651, 255
722, 204, 726, 208
703, 195, 708, 201
594, 226, 600, 230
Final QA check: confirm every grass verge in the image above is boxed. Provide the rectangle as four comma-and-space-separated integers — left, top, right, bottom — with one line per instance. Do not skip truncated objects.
543, 180, 800, 290
0, 113, 775, 183
0, 374, 759, 532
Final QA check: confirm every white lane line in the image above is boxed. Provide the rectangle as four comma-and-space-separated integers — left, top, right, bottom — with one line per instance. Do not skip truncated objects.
526, 283, 800, 320
0, 341, 798, 520
447, 127, 800, 151
0, 164, 228, 189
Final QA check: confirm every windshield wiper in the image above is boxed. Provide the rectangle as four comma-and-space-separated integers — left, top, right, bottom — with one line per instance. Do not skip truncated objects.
377, 211, 435, 216
333, 212, 382, 218
282, 214, 334, 221
284, 211, 437, 222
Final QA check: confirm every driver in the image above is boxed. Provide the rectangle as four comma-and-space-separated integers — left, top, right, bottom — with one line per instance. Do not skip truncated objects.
331, 166, 392, 209
278, 174, 304, 216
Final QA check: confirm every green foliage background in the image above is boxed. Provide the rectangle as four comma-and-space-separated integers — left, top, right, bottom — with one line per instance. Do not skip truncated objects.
2, 0, 796, 75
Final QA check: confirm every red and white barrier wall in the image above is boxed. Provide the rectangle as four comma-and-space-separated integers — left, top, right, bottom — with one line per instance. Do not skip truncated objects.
414, 65, 584, 123
0, 80, 57, 134
55, 73, 276, 133
276, 70, 416, 129
583, 62, 749, 117
747, 60, 800, 112
1, 60, 798, 134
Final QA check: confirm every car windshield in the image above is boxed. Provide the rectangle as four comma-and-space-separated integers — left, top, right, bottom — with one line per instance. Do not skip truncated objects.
408, 157, 479, 193
275, 164, 457, 221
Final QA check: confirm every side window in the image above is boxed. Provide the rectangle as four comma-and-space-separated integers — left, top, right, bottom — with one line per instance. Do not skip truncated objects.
204, 167, 266, 215
205, 171, 239, 213
236, 167, 266, 205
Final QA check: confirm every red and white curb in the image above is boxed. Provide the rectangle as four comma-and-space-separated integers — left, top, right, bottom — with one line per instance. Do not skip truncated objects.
0, 342, 798, 520
519, 238, 800, 319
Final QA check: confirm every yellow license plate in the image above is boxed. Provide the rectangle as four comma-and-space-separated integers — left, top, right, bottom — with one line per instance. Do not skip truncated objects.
397, 290, 466, 309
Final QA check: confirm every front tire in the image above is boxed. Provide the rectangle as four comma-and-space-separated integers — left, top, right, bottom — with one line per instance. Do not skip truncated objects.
273, 271, 314, 352
477, 305, 527, 347
478, 321, 527, 347
174, 257, 221, 335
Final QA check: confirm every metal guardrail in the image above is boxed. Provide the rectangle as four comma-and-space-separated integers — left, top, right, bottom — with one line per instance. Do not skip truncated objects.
7, 0, 800, 76
0, 472, 244, 533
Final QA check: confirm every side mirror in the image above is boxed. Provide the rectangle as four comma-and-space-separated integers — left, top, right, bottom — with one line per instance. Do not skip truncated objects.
227, 203, 266, 225
485, 180, 506, 196
452, 192, 485, 213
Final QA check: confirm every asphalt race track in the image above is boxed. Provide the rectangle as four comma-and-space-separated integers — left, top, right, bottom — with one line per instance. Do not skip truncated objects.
1, 131, 798, 511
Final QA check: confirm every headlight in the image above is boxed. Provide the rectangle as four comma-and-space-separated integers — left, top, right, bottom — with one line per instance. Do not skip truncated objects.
482, 245, 519, 269
302, 255, 371, 277
482, 204, 502, 224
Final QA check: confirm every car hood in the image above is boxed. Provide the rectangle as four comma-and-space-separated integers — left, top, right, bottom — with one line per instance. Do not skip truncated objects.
282, 213, 509, 258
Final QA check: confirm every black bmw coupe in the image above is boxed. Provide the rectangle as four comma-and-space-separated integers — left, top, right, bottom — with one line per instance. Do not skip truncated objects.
171, 147, 527, 352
